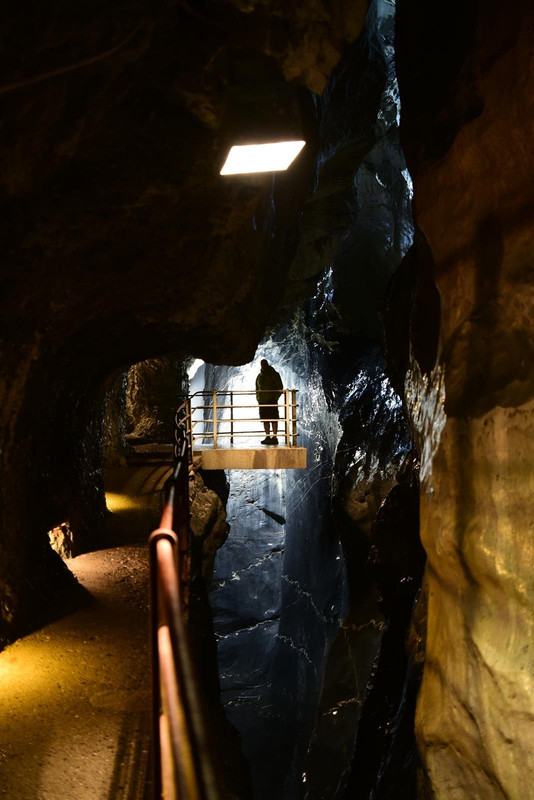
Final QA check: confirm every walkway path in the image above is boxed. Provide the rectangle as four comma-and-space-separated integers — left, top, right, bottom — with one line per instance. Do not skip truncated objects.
0, 459, 172, 800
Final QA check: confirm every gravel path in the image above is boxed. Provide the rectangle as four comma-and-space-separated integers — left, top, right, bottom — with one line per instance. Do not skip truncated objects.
0, 462, 172, 800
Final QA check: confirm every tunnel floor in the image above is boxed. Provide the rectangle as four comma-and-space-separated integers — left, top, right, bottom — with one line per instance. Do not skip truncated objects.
0, 460, 171, 800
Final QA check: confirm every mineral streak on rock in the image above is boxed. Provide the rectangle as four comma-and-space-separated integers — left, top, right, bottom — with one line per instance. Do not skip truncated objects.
404, 362, 446, 486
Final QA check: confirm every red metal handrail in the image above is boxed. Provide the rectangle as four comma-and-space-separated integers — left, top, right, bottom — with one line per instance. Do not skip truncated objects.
149, 429, 221, 800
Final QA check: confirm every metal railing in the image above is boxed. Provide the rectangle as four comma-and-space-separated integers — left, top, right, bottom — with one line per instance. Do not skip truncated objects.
149, 427, 220, 800
174, 389, 299, 463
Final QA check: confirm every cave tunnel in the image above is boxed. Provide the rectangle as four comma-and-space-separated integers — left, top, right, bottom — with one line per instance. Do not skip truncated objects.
1, 1, 533, 798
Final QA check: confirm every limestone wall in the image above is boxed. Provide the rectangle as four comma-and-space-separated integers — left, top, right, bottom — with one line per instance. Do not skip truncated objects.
396, 2, 534, 796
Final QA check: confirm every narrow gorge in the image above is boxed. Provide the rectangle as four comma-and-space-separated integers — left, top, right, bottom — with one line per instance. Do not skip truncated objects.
0, 1, 532, 798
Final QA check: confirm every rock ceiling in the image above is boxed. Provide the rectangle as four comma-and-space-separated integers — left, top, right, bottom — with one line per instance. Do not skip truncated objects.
0, 1, 369, 371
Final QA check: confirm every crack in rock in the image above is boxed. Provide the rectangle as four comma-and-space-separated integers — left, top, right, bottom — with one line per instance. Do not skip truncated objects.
215, 616, 280, 640
220, 668, 265, 683
320, 697, 362, 717
275, 633, 317, 673
282, 574, 338, 624
224, 698, 287, 720
212, 547, 284, 589
340, 618, 387, 633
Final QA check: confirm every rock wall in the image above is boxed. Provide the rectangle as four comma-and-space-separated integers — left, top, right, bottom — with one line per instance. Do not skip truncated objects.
103, 371, 131, 466
205, 327, 347, 800
187, 465, 254, 799
126, 356, 188, 443
0, 1, 372, 646
206, 282, 420, 800
205, 3, 422, 796
395, 2, 534, 797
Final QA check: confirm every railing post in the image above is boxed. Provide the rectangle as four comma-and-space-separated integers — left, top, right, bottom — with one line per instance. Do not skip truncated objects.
292, 390, 297, 446
187, 398, 193, 462
212, 391, 218, 449
230, 390, 234, 445
176, 452, 190, 609
284, 389, 290, 447
149, 538, 163, 800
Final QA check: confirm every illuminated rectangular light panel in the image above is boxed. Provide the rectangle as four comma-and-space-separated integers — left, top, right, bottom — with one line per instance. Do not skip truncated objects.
220, 140, 305, 175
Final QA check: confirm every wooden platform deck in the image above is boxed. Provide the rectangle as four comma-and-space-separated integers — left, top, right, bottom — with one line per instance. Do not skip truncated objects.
194, 446, 307, 470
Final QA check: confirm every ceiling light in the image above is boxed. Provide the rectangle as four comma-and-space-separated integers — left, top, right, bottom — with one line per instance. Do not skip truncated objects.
220, 141, 306, 175
218, 57, 309, 176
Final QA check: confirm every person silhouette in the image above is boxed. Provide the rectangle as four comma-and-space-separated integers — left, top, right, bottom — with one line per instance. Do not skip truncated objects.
255, 359, 283, 445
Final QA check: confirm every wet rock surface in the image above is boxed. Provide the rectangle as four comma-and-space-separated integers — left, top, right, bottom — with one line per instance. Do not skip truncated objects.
206, 334, 418, 800
209, 470, 289, 798
103, 372, 132, 467
201, 2, 422, 796
340, 455, 426, 800
126, 356, 188, 444
395, 2, 534, 797
190, 468, 230, 582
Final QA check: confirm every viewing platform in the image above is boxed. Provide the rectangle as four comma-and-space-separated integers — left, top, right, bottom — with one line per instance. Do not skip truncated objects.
194, 443, 307, 470
176, 389, 307, 470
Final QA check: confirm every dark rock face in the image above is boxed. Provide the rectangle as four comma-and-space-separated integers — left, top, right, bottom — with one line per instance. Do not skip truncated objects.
205, 333, 346, 800
187, 466, 253, 799
103, 371, 131, 466
340, 455, 425, 800
207, 310, 418, 800
287, 3, 412, 312
203, 3, 420, 797
190, 468, 230, 583
126, 356, 188, 443
302, 362, 417, 800
188, 466, 231, 696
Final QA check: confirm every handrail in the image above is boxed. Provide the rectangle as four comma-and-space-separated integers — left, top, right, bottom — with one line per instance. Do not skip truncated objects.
175, 389, 300, 462
149, 427, 221, 800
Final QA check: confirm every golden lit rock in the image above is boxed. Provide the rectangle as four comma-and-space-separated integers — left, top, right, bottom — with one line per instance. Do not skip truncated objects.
397, 1, 534, 795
